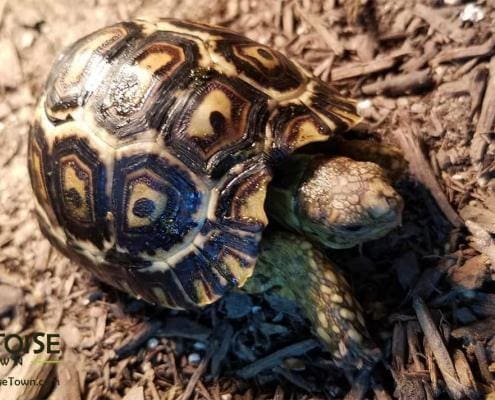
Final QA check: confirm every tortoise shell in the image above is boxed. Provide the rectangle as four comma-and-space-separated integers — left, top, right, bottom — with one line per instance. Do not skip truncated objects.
28, 19, 360, 309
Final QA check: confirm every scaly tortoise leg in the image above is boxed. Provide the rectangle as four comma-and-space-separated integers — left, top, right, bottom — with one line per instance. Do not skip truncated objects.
244, 231, 381, 369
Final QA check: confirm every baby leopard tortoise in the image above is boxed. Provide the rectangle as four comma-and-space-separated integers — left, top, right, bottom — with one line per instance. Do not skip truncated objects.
28, 19, 403, 369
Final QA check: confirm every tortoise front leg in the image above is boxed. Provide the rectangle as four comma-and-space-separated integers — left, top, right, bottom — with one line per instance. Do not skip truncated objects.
243, 231, 381, 370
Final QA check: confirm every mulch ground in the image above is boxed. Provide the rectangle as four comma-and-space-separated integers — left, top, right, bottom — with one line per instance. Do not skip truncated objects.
0, 0, 494, 399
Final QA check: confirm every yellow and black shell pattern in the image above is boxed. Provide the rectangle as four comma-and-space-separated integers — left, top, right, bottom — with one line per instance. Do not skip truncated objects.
28, 19, 360, 309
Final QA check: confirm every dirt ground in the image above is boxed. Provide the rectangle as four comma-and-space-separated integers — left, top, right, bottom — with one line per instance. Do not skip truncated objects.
1, 0, 495, 399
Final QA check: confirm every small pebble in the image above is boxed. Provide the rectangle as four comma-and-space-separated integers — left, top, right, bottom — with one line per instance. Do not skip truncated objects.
460, 4, 484, 22
477, 174, 490, 187
193, 341, 207, 351
296, 24, 307, 35
251, 305, 262, 313
356, 99, 373, 117
147, 337, 159, 349
273, 35, 287, 48
19, 31, 35, 49
410, 103, 426, 114
188, 353, 201, 365
451, 173, 467, 181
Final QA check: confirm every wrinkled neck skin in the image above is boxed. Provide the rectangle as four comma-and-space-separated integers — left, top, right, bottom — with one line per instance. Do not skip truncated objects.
242, 231, 380, 370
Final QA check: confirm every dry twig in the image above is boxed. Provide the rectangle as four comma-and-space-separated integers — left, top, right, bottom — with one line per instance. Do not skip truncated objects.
413, 298, 464, 399
470, 56, 495, 165
361, 69, 433, 96
432, 37, 495, 66
393, 119, 463, 227
236, 339, 319, 380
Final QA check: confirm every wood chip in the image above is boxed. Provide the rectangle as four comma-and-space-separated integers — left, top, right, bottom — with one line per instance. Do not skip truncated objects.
0, 37, 22, 89
448, 254, 491, 290
116, 321, 162, 359
0, 0, 7, 25
0, 284, 23, 315
122, 385, 145, 400
431, 37, 495, 66
413, 298, 465, 399
59, 323, 82, 349
361, 69, 434, 96
452, 318, 495, 343
465, 220, 495, 267
282, 1, 294, 38
180, 350, 212, 400
295, 5, 344, 56
470, 56, 495, 165
413, 4, 466, 43
407, 321, 426, 372
50, 350, 81, 400
392, 322, 406, 372
424, 340, 440, 397
332, 57, 398, 81
402, 41, 438, 72
460, 199, 495, 234
472, 342, 492, 386
236, 339, 319, 379
469, 66, 489, 117
393, 120, 463, 227
453, 350, 479, 399
353, 33, 378, 62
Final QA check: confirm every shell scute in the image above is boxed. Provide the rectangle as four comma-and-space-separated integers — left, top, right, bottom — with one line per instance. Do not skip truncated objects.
163, 72, 269, 176
111, 152, 206, 255
45, 22, 137, 119
90, 30, 204, 140
48, 134, 110, 249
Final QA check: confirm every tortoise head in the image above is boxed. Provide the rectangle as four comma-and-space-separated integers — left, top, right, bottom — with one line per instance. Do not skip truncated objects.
267, 154, 403, 249
297, 156, 403, 249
